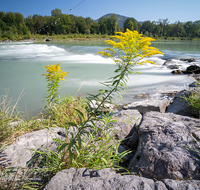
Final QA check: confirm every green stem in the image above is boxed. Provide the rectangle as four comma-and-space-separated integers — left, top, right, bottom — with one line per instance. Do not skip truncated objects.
73, 63, 129, 140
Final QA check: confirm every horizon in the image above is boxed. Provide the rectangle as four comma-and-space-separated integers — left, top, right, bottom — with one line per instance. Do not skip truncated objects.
1, 0, 200, 24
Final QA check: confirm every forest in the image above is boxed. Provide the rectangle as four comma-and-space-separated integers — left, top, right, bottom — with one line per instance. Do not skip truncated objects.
0, 8, 200, 41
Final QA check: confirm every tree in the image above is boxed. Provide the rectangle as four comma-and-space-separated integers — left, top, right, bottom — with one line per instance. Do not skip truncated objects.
59, 14, 71, 34
137, 22, 142, 33
76, 17, 87, 34
184, 21, 193, 37
14, 12, 24, 29
124, 17, 138, 31
0, 19, 7, 31
192, 20, 200, 37
125, 20, 134, 31
98, 17, 108, 34
108, 14, 118, 35
90, 21, 100, 34
0, 11, 6, 21
51, 8, 62, 18
5, 12, 15, 26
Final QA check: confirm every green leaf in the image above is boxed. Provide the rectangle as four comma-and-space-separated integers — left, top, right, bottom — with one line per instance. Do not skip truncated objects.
75, 108, 84, 118
99, 90, 106, 94
78, 135, 82, 150
78, 114, 83, 124
57, 143, 69, 152
66, 122, 77, 127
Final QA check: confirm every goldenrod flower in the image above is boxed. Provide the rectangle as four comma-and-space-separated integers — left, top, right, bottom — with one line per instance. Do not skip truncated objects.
97, 29, 163, 66
43, 63, 69, 82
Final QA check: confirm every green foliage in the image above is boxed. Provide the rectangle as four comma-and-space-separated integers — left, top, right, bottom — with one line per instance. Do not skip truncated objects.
1, 9, 200, 40
183, 83, 200, 118
0, 89, 20, 143
55, 95, 88, 127
124, 17, 138, 32
51, 8, 62, 18
98, 14, 118, 35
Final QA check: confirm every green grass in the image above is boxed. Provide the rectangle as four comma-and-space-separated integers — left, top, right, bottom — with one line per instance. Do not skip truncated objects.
0, 89, 47, 146
182, 82, 200, 118
55, 95, 88, 127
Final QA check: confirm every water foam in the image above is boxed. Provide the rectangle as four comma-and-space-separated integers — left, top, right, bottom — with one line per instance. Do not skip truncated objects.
0, 44, 66, 60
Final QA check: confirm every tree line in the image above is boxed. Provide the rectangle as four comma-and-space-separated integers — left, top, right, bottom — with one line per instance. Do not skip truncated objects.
0, 8, 200, 41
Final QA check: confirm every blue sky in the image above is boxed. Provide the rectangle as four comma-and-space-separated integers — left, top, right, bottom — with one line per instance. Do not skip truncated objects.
1, 0, 199, 23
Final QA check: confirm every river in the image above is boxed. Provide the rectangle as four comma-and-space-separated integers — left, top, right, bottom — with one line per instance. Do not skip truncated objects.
0, 40, 200, 118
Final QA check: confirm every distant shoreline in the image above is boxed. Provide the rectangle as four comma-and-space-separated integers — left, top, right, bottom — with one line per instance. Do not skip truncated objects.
1, 34, 200, 44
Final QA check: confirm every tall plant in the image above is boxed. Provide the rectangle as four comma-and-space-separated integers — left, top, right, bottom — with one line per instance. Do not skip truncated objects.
32, 29, 163, 182
43, 63, 69, 116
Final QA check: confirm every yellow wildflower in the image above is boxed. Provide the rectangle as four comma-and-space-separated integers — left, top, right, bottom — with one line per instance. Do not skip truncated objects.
43, 63, 69, 82
97, 29, 163, 66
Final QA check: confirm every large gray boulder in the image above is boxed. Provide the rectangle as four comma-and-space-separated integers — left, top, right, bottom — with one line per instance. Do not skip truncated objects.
44, 167, 155, 190
167, 89, 199, 117
0, 127, 65, 168
128, 111, 200, 180
44, 167, 200, 190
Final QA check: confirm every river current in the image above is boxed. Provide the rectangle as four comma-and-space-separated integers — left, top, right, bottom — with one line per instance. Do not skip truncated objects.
0, 40, 200, 117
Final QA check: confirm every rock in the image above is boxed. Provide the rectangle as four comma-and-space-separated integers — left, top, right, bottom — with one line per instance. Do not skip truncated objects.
163, 179, 200, 190
182, 70, 194, 74
161, 91, 180, 98
117, 145, 132, 162
194, 69, 200, 74
123, 98, 171, 115
192, 130, 200, 141
186, 65, 200, 71
136, 93, 149, 98
180, 58, 196, 62
171, 69, 182, 74
189, 82, 200, 87
8, 120, 24, 128
89, 100, 114, 112
188, 58, 196, 62
181, 65, 200, 74
110, 109, 142, 141
167, 65, 180, 69
127, 131, 139, 149
44, 167, 156, 190
167, 89, 199, 117
154, 181, 168, 190
128, 111, 200, 180
44, 167, 200, 190
162, 59, 180, 69
193, 74, 200, 81
0, 127, 66, 168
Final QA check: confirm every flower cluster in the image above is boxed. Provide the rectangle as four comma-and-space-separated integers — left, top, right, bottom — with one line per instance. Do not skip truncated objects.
97, 29, 163, 66
43, 63, 69, 82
